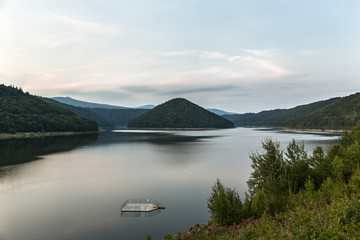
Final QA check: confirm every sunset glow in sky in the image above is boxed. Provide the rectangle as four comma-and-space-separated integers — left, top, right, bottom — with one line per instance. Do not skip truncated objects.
1, 0, 359, 112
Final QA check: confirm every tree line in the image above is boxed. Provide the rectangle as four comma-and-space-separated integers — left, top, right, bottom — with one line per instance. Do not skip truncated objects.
0, 84, 98, 133
225, 92, 360, 130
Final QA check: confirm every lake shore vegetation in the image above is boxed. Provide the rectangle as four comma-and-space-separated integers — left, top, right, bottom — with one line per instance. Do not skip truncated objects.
149, 122, 360, 239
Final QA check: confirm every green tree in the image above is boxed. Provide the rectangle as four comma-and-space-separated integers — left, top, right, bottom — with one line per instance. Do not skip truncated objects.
247, 138, 292, 215
163, 233, 173, 240
332, 124, 360, 182
247, 138, 285, 196
207, 179, 243, 226
310, 146, 333, 188
285, 140, 311, 193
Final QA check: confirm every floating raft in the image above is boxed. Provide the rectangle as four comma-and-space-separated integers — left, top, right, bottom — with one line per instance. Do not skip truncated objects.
121, 199, 165, 213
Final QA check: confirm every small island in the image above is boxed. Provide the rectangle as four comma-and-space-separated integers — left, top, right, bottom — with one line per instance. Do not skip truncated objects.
127, 98, 234, 129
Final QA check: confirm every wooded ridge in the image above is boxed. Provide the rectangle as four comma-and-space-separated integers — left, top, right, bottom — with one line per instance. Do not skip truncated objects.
0, 84, 98, 134
224, 92, 360, 130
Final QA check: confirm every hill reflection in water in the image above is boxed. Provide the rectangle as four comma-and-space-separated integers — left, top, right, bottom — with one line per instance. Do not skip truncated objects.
0, 130, 219, 168
0, 134, 98, 167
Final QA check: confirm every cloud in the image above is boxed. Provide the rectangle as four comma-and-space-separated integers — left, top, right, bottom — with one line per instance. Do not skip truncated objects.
0, 48, 297, 107
57, 15, 121, 36
161, 85, 241, 95
57, 89, 131, 103
34, 14, 122, 47
243, 49, 277, 57
122, 86, 157, 93
161, 50, 295, 79
122, 83, 240, 96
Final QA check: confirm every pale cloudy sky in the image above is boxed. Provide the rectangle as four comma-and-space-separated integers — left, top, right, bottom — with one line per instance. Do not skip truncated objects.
0, 0, 359, 112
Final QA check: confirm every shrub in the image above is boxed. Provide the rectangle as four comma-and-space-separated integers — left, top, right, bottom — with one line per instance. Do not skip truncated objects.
207, 179, 243, 226
144, 233, 152, 240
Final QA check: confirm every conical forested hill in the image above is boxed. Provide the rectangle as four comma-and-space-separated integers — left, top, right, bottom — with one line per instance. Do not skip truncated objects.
0, 84, 98, 134
127, 98, 234, 129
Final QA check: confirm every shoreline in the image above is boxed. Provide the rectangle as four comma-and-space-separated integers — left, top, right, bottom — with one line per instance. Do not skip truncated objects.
240, 126, 346, 133
273, 127, 345, 133
0, 131, 99, 140
126, 128, 218, 131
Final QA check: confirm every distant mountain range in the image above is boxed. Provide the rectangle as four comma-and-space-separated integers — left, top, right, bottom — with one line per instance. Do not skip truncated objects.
223, 92, 360, 130
44, 98, 148, 128
51, 97, 155, 109
48, 97, 236, 128
128, 98, 234, 129
50, 92, 360, 130
206, 108, 238, 116
1, 83, 359, 133
51, 97, 237, 115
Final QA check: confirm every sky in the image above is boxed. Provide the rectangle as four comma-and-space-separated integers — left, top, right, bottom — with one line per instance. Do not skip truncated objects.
0, 0, 359, 113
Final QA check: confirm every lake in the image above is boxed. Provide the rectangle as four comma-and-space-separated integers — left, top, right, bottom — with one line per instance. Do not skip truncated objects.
0, 128, 340, 240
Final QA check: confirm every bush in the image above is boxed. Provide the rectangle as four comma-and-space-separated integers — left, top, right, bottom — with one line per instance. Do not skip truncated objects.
144, 233, 152, 240
207, 179, 243, 226
164, 233, 173, 240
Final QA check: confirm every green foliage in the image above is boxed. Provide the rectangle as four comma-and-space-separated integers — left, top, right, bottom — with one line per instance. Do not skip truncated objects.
144, 233, 152, 240
239, 197, 360, 240
247, 138, 291, 215
284, 140, 311, 193
207, 179, 244, 226
309, 146, 333, 188
248, 138, 285, 195
163, 233, 174, 240
225, 92, 360, 130
128, 98, 234, 129
332, 125, 360, 182
0, 84, 98, 133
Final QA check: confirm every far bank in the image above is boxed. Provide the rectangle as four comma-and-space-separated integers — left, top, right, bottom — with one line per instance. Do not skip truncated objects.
0, 131, 99, 140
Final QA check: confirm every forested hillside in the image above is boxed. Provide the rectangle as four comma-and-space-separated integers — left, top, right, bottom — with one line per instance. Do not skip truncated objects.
127, 98, 234, 129
224, 93, 360, 130
52, 96, 129, 109
43, 98, 111, 127
0, 84, 98, 133
44, 98, 148, 128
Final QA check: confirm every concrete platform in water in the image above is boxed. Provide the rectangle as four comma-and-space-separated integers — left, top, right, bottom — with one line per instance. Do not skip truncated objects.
121, 199, 165, 213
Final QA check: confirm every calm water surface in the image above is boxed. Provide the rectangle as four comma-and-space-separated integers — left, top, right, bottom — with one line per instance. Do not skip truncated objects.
0, 128, 340, 240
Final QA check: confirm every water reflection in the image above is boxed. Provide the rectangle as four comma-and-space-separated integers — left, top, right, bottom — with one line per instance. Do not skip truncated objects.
120, 210, 163, 217
0, 131, 218, 169
94, 130, 219, 145
255, 128, 343, 137
0, 134, 98, 167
